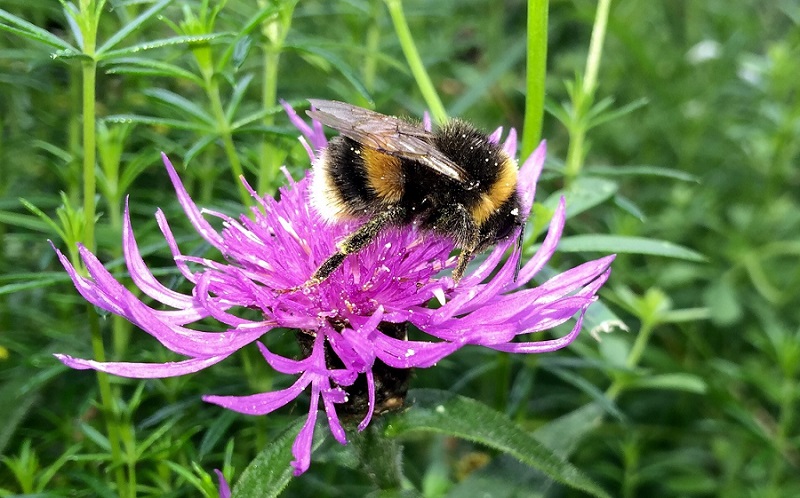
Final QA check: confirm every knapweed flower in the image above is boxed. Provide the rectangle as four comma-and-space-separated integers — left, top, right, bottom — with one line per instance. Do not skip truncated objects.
215, 469, 230, 498
54, 104, 614, 476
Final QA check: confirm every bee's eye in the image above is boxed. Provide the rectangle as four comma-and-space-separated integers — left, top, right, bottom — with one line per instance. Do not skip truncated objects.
494, 220, 516, 241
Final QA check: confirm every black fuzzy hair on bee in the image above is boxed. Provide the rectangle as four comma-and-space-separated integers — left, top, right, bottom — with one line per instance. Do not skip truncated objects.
304, 100, 524, 286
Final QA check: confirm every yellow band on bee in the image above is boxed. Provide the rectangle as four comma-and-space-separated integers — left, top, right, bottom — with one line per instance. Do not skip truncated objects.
471, 156, 518, 225
363, 147, 405, 203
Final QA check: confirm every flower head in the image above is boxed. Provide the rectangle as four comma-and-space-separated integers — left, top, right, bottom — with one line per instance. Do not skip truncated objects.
54, 103, 614, 475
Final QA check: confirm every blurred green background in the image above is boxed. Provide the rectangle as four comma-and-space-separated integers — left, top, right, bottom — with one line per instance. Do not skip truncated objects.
1, 0, 798, 496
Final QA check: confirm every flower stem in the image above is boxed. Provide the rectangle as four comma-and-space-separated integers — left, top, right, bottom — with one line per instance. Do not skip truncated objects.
81, 58, 97, 252
352, 419, 405, 490
605, 320, 654, 401
363, 0, 382, 94
564, 0, 612, 184
521, 0, 548, 159
206, 77, 250, 206
384, 0, 447, 124
77, 3, 131, 495
582, 0, 611, 97
257, 0, 295, 194
88, 310, 128, 496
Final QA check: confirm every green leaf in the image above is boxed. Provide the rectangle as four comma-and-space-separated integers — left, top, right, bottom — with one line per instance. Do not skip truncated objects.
288, 42, 371, 102
587, 97, 649, 128
232, 417, 323, 498
184, 135, 218, 167
387, 389, 611, 498
104, 114, 211, 132
0, 273, 68, 295
704, 277, 743, 326
557, 235, 707, 262
96, 0, 172, 55
118, 151, 161, 194
100, 34, 230, 61
533, 403, 604, 458
547, 366, 626, 422
0, 8, 77, 52
627, 373, 708, 394
585, 164, 700, 183
104, 57, 205, 86
225, 73, 254, 122
0, 376, 40, 455
217, 4, 283, 70
449, 37, 526, 117
0, 207, 59, 235
613, 194, 646, 221
543, 177, 618, 219
143, 88, 215, 124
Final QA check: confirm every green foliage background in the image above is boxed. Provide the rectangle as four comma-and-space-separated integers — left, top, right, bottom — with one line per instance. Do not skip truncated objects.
1, 0, 798, 496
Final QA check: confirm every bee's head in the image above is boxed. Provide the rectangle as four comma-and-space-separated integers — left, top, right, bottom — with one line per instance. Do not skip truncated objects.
476, 193, 524, 251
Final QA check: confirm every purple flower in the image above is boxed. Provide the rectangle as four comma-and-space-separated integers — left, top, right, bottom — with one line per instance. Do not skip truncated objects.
53, 104, 614, 476
214, 469, 230, 498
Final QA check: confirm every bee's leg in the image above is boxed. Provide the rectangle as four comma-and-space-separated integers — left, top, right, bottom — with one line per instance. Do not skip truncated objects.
452, 247, 473, 283
432, 206, 479, 284
308, 205, 405, 284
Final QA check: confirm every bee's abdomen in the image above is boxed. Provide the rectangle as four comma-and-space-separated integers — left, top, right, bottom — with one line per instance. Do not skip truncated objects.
311, 137, 380, 220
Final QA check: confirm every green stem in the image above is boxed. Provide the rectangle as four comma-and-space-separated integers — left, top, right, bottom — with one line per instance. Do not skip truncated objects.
582, 0, 612, 97
521, 0, 548, 158
257, 48, 282, 194
81, 60, 97, 251
257, 1, 295, 194
605, 321, 655, 401
78, 3, 130, 495
563, 120, 586, 183
768, 375, 796, 491
563, 0, 612, 185
363, 0, 382, 93
206, 77, 250, 206
384, 0, 447, 124
352, 419, 405, 489
88, 311, 128, 497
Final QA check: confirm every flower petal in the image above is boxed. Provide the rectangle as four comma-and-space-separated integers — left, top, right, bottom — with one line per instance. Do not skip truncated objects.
123, 198, 195, 309
517, 141, 546, 219
203, 373, 312, 415
162, 153, 225, 249
54, 353, 231, 377
291, 383, 320, 476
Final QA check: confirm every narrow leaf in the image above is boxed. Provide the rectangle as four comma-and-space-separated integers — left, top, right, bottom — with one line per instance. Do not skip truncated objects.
543, 177, 618, 218
232, 418, 323, 498
96, 0, 171, 55
104, 114, 211, 132
143, 88, 215, 124
627, 373, 707, 394
288, 43, 371, 101
225, 73, 254, 122
585, 165, 700, 183
105, 57, 204, 86
387, 389, 611, 498
100, 34, 229, 61
557, 235, 706, 261
0, 9, 77, 51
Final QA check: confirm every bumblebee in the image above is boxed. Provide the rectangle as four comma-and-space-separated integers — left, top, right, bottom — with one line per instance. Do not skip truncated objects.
306, 99, 524, 285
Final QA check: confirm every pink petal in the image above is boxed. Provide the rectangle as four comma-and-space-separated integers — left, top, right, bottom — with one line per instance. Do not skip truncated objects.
162, 153, 225, 249
203, 373, 312, 415
54, 353, 231, 377
123, 198, 195, 309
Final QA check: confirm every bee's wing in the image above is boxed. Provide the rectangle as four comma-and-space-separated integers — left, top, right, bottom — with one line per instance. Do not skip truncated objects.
307, 99, 470, 182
